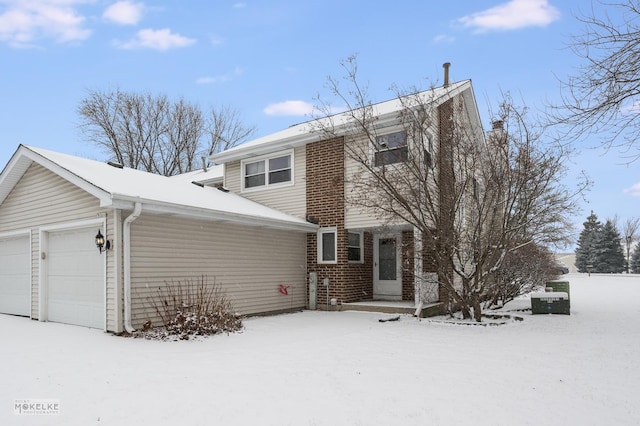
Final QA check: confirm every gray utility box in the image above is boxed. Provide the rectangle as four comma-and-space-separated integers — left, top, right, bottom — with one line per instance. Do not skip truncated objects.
531, 292, 570, 315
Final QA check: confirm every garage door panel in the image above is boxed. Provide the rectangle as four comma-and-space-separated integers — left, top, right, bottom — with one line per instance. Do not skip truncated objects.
0, 235, 30, 316
46, 227, 104, 329
47, 299, 103, 329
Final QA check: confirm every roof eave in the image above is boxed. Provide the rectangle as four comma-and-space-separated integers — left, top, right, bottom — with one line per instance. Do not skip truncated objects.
110, 194, 319, 233
0, 145, 112, 207
211, 81, 474, 164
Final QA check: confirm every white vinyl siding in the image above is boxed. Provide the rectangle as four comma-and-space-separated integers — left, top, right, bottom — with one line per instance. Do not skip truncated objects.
344, 133, 439, 230
128, 214, 307, 329
0, 163, 118, 330
225, 145, 307, 219
344, 135, 387, 229
0, 232, 31, 316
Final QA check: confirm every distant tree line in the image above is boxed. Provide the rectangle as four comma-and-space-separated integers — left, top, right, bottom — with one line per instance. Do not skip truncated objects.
78, 88, 256, 176
575, 212, 639, 273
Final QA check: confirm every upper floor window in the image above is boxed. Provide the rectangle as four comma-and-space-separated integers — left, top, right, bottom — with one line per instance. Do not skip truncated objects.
242, 151, 293, 191
374, 131, 408, 166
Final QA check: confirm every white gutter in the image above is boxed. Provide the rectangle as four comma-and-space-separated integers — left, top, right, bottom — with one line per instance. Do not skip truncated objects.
123, 202, 142, 333
109, 194, 319, 233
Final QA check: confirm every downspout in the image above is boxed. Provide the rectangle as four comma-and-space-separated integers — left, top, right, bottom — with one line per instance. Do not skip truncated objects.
123, 202, 142, 333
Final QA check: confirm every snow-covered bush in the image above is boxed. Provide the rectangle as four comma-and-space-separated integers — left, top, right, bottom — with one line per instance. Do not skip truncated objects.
146, 276, 242, 340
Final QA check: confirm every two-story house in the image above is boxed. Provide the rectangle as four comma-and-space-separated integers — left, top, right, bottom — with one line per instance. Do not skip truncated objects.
0, 74, 482, 332
209, 77, 483, 314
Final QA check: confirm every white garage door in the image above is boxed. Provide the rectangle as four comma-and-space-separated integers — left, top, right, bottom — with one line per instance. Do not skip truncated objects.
47, 227, 104, 329
0, 234, 31, 316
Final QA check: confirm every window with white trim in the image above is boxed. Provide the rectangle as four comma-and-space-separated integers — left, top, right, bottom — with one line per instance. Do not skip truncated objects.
374, 130, 408, 166
317, 227, 337, 264
242, 151, 293, 190
347, 232, 363, 263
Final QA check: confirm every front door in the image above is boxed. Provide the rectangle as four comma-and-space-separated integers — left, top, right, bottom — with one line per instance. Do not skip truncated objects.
373, 234, 402, 300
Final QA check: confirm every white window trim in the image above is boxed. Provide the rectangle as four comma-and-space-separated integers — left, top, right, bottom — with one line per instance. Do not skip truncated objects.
240, 149, 294, 193
347, 231, 364, 263
317, 227, 338, 264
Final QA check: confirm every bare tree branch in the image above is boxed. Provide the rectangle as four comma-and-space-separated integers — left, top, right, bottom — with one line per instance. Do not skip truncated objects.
548, 0, 640, 161
78, 89, 253, 176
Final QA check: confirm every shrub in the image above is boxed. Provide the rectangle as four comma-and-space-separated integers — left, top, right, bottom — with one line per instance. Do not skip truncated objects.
484, 242, 557, 308
144, 276, 242, 340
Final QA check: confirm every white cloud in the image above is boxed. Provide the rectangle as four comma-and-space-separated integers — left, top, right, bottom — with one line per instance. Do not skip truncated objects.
196, 67, 245, 84
433, 34, 455, 44
0, 0, 92, 47
116, 28, 195, 50
624, 183, 640, 197
459, 0, 560, 32
103, 1, 144, 25
263, 100, 314, 116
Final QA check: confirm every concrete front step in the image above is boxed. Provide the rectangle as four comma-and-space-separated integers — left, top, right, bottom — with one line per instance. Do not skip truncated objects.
338, 301, 444, 318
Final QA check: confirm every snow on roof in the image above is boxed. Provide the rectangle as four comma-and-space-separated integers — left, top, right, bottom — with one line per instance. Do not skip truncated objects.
170, 164, 224, 184
0, 145, 317, 232
212, 80, 474, 164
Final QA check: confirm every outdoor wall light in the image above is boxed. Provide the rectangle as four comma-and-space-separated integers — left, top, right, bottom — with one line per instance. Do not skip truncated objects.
95, 229, 111, 253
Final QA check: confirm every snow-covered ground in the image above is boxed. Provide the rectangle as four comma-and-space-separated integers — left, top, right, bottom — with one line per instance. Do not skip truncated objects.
2, 273, 640, 425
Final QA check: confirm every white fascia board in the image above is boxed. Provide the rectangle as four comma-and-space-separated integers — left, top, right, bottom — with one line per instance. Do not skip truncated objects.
0, 146, 113, 207
212, 81, 473, 165
110, 194, 319, 233
212, 132, 320, 165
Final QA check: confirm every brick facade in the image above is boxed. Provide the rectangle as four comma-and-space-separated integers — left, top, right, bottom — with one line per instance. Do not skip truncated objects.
305, 136, 377, 306
306, 136, 414, 306
402, 231, 415, 301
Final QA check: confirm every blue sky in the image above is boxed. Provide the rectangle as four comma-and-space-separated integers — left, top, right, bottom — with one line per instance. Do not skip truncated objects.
0, 0, 637, 243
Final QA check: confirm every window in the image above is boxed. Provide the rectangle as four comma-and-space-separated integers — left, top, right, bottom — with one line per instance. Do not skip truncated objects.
317, 228, 337, 264
374, 131, 408, 166
348, 232, 363, 263
424, 133, 433, 169
242, 152, 293, 190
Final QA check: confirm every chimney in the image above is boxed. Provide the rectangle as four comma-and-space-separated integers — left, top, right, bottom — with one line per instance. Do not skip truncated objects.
443, 62, 451, 87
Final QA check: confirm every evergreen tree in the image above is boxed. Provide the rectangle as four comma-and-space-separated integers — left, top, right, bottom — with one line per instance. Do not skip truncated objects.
595, 220, 626, 273
575, 212, 601, 272
631, 243, 640, 274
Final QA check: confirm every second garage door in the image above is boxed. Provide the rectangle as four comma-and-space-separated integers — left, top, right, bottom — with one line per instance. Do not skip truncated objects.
46, 226, 104, 329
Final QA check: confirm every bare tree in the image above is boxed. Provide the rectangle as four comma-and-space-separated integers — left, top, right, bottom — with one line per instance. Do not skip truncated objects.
549, 0, 640, 160
78, 89, 254, 176
205, 104, 256, 158
622, 217, 640, 272
315, 57, 588, 321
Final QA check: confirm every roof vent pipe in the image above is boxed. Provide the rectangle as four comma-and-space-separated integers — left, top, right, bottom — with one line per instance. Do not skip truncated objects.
201, 156, 208, 173
443, 62, 451, 87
